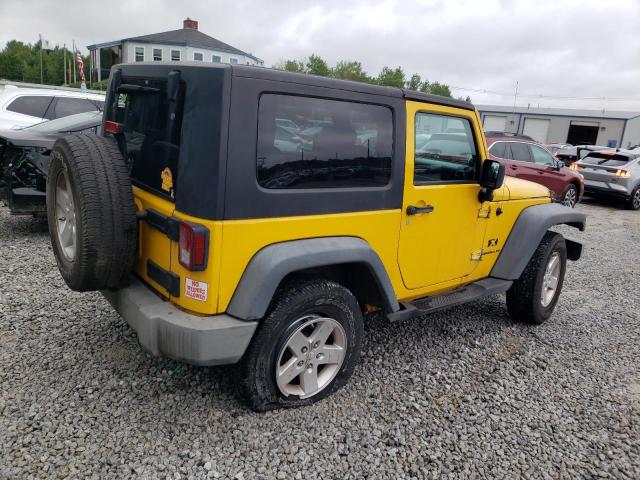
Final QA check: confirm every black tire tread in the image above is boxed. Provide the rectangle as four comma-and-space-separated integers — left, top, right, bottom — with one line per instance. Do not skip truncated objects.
47, 134, 136, 291
506, 231, 566, 325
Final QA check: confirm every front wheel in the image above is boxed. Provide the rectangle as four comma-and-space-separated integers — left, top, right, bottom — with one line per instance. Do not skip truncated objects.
506, 232, 567, 325
240, 279, 363, 411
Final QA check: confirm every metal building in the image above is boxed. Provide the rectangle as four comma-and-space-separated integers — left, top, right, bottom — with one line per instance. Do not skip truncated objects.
477, 105, 640, 148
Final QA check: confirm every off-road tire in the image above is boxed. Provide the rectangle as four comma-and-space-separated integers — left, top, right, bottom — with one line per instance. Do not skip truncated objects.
46, 134, 136, 291
240, 279, 363, 411
627, 185, 640, 210
506, 231, 567, 325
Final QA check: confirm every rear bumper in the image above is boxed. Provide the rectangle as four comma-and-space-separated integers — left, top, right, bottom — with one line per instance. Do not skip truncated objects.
584, 180, 631, 198
102, 277, 258, 367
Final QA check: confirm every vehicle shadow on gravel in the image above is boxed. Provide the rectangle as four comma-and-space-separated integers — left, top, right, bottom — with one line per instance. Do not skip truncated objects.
0, 213, 49, 240
580, 195, 628, 210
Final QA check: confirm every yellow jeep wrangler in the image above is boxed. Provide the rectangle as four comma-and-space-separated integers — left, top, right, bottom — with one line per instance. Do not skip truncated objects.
46, 63, 586, 410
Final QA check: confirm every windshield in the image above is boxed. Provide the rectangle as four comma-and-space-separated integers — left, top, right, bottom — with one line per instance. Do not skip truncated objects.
25, 111, 101, 133
582, 152, 637, 167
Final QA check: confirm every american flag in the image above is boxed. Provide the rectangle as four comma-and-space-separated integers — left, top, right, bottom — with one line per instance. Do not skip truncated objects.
75, 50, 86, 83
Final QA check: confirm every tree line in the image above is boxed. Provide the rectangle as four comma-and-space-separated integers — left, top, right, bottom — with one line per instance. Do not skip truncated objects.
0, 40, 100, 88
276, 54, 470, 101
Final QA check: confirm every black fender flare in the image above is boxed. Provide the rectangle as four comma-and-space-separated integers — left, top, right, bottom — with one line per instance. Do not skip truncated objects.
226, 237, 400, 320
490, 202, 586, 281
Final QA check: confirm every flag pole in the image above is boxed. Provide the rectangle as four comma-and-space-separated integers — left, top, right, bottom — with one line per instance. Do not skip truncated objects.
39, 34, 43, 84
72, 40, 77, 84
63, 43, 67, 85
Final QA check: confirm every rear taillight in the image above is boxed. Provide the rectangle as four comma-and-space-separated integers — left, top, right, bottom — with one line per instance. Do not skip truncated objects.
615, 169, 630, 177
569, 163, 578, 170
104, 120, 122, 134
179, 221, 209, 271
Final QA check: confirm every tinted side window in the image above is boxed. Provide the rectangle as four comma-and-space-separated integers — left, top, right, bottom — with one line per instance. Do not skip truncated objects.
414, 113, 478, 184
6, 95, 53, 118
489, 142, 506, 158
257, 94, 393, 189
509, 142, 532, 162
530, 144, 556, 166
53, 97, 99, 118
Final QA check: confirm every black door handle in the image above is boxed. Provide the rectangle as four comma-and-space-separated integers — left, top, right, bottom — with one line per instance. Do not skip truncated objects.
406, 204, 435, 215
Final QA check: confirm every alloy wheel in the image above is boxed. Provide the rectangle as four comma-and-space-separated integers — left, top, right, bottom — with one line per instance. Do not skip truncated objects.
541, 252, 561, 307
55, 169, 77, 261
275, 315, 347, 399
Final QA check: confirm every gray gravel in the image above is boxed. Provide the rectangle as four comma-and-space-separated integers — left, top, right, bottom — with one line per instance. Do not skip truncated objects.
1, 198, 639, 479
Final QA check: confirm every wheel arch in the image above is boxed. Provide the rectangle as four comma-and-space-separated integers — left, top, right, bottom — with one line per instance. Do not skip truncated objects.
226, 237, 400, 320
491, 202, 586, 281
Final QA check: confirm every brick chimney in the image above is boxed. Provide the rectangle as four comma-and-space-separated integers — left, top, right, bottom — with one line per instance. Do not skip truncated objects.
183, 18, 198, 30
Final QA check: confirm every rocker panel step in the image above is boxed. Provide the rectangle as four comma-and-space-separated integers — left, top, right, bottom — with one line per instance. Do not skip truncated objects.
387, 277, 513, 323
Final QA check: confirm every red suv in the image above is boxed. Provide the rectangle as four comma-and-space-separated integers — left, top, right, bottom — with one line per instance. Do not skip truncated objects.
485, 134, 584, 207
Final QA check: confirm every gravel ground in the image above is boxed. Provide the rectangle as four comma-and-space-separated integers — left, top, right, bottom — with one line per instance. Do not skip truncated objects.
1, 198, 639, 479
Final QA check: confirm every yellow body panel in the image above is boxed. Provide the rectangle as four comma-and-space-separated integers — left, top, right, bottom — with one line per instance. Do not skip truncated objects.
132, 101, 552, 317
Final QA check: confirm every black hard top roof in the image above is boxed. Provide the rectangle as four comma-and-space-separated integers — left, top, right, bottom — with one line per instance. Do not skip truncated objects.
232, 65, 475, 111
113, 62, 475, 111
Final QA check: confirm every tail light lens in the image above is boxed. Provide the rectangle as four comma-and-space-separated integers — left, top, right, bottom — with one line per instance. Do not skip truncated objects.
104, 120, 122, 134
179, 221, 209, 271
569, 163, 581, 170
615, 169, 630, 178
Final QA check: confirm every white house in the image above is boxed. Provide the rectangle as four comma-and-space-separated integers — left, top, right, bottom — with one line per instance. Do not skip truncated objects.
87, 18, 264, 82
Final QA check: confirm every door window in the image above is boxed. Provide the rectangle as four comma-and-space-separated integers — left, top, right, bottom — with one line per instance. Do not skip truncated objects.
530, 144, 556, 166
508, 142, 532, 162
6, 95, 53, 118
488, 142, 506, 158
257, 94, 393, 189
414, 113, 478, 183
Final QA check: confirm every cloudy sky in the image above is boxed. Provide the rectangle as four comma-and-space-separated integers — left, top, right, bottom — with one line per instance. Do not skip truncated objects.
1, 0, 638, 110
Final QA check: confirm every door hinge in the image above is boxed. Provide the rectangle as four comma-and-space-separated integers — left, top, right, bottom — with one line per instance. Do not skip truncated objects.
478, 205, 492, 218
470, 249, 483, 261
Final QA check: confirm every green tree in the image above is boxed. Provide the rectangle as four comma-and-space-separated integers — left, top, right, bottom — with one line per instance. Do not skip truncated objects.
275, 59, 304, 73
305, 54, 331, 77
377, 66, 405, 88
333, 60, 371, 83
427, 81, 452, 97
406, 73, 422, 91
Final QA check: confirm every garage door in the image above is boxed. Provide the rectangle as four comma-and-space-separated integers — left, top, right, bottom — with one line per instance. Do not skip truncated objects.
522, 118, 550, 143
483, 115, 507, 132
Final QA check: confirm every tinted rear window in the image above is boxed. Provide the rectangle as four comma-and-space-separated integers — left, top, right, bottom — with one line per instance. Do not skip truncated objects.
106, 78, 184, 199
256, 94, 393, 189
6, 95, 53, 118
582, 152, 637, 167
53, 97, 102, 118
509, 142, 532, 162
489, 142, 506, 158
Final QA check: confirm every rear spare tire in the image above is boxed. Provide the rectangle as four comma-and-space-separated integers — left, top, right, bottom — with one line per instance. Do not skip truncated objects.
46, 134, 136, 291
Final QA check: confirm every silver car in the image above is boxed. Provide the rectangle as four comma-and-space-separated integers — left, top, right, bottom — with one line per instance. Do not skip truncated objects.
572, 150, 640, 209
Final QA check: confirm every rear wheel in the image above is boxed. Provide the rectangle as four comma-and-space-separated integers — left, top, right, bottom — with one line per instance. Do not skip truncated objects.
562, 184, 578, 208
627, 186, 640, 210
46, 134, 136, 291
506, 232, 567, 325
240, 279, 363, 411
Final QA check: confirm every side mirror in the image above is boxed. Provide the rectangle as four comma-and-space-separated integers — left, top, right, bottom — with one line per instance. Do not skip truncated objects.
478, 159, 505, 203
555, 160, 563, 170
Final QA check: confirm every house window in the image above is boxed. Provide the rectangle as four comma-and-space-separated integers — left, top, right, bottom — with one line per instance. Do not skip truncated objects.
171, 50, 181, 61
135, 47, 144, 62
212, 55, 221, 63
194, 52, 204, 61
153, 48, 162, 61
229, 57, 238, 64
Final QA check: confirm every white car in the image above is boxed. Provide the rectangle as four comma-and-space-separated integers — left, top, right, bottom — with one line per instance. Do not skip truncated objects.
0, 86, 104, 130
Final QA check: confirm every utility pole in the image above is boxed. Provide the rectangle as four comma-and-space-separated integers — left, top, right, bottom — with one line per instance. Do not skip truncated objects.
39, 34, 43, 84
512, 80, 519, 114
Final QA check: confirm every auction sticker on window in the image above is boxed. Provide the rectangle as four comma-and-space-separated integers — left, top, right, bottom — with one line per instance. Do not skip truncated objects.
185, 278, 208, 301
